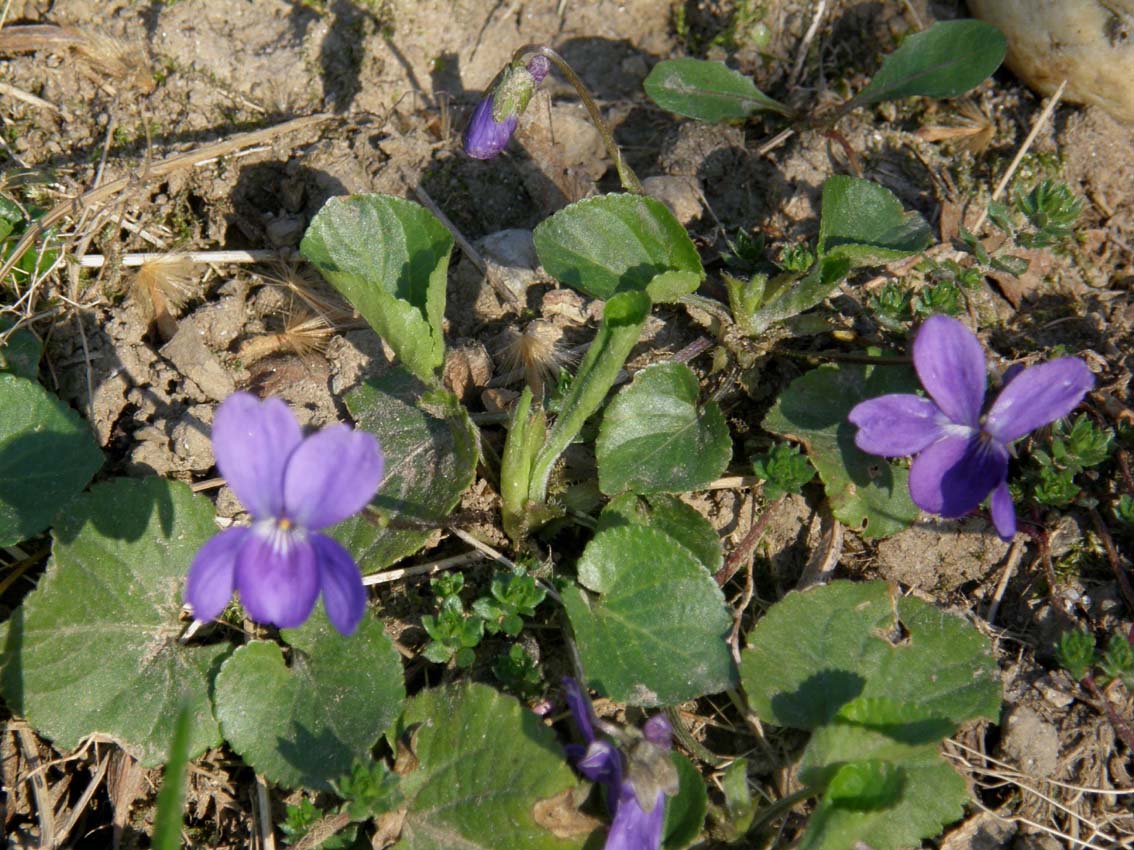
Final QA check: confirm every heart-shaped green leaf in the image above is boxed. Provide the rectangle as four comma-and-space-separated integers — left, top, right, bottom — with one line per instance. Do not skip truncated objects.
395, 682, 583, 850
0, 373, 102, 546
598, 493, 722, 577
740, 580, 1001, 731
817, 176, 930, 267
301, 194, 453, 383
333, 367, 479, 572
533, 194, 703, 301
597, 363, 730, 496
0, 478, 226, 766
214, 610, 405, 790
794, 722, 969, 850
851, 20, 1006, 108
644, 58, 790, 122
0, 321, 42, 379
763, 361, 920, 538
563, 525, 735, 706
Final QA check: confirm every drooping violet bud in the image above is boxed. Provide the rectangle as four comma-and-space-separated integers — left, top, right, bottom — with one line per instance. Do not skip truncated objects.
463, 95, 519, 160
463, 54, 549, 160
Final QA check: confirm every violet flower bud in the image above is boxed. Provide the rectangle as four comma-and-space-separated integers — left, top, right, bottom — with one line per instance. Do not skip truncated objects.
463, 55, 549, 160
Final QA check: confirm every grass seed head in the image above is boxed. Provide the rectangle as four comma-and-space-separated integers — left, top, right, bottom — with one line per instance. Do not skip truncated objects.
133, 254, 197, 337
499, 319, 573, 397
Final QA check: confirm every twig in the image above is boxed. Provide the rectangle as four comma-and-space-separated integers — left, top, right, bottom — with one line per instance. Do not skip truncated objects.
716, 496, 783, 586
971, 79, 1068, 234
985, 536, 1027, 626
255, 774, 276, 850
1089, 507, 1134, 615
796, 502, 842, 589
787, 0, 827, 90
0, 113, 331, 284
0, 80, 64, 115
362, 551, 482, 586
291, 812, 352, 850
1081, 673, 1134, 753
78, 249, 288, 268
410, 186, 485, 275
52, 747, 110, 849
727, 537, 757, 665
17, 727, 55, 848
446, 526, 517, 571
704, 475, 761, 491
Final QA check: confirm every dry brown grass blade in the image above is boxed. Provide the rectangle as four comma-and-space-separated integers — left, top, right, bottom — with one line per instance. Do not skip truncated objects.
0, 24, 152, 92
0, 113, 331, 287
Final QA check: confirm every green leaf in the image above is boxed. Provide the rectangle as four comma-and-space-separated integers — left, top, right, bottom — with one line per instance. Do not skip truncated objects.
762, 361, 920, 538
739, 580, 1001, 731
214, 610, 405, 791
152, 702, 193, 850
563, 525, 735, 706
597, 363, 731, 495
744, 255, 851, 335
598, 493, 723, 577
817, 177, 930, 267
644, 58, 790, 122
795, 722, 968, 850
0, 374, 102, 546
395, 683, 583, 850
851, 20, 1006, 108
301, 194, 453, 383
0, 321, 42, 379
0, 478, 226, 766
663, 752, 708, 850
533, 194, 703, 301
333, 367, 479, 572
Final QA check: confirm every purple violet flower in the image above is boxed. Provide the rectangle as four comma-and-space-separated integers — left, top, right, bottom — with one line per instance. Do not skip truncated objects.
848, 315, 1094, 540
564, 678, 677, 850
463, 55, 551, 160
185, 393, 384, 635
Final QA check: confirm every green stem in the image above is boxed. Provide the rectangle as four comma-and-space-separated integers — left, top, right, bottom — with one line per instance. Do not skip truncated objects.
527, 291, 651, 504
747, 785, 817, 835
512, 43, 644, 194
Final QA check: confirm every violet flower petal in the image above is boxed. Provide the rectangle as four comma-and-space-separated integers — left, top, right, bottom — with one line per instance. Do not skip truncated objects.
282, 425, 384, 530
912, 315, 987, 427
908, 433, 1008, 517
185, 526, 248, 621
235, 527, 320, 629
563, 677, 597, 743
312, 533, 367, 635
989, 479, 1016, 540
578, 739, 622, 786
984, 357, 1096, 444
463, 96, 519, 160
213, 393, 302, 518
642, 715, 673, 749
848, 394, 950, 456
605, 785, 667, 850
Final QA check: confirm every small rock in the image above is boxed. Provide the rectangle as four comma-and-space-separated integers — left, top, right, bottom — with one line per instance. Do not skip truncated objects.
264, 214, 305, 247
541, 289, 590, 325
477, 229, 540, 301
642, 175, 704, 226
1000, 705, 1061, 778
169, 405, 215, 471
1033, 674, 1075, 709
941, 811, 1016, 850
443, 340, 493, 405
161, 324, 235, 402
481, 388, 519, 414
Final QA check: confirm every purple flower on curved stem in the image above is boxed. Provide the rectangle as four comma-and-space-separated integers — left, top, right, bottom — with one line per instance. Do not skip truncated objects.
564, 678, 677, 850
463, 55, 551, 160
185, 393, 384, 635
848, 315, 1094, 540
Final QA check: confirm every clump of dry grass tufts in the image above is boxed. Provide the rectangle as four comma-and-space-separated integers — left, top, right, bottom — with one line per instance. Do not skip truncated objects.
497, 319, 575, 397
132, 255, 197, 338
235, 308, 335, 364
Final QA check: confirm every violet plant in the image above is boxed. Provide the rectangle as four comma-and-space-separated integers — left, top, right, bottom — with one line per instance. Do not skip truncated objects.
185, 392, 384, 635
849, 315, 1094, 539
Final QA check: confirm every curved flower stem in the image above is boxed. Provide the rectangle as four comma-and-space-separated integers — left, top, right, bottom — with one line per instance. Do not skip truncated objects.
512, 43, 644, 195
747, 786, 817, 836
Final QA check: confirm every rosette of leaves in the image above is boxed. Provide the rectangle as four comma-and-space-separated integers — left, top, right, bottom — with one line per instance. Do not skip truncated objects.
740, 581, 1001, 850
